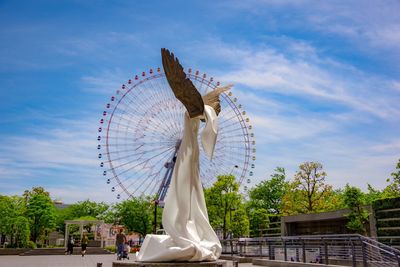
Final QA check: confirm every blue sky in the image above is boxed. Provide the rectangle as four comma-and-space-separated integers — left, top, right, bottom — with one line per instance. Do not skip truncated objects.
1, 0, 399, 203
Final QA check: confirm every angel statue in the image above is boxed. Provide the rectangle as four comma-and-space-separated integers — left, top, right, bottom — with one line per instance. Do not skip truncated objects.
137, 48, 232, 262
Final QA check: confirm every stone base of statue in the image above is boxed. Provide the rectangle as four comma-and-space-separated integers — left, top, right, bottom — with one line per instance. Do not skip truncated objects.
112, 260, 227, 267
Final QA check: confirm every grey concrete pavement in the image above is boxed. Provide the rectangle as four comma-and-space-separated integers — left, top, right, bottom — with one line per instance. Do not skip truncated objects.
0, 255, 255, 267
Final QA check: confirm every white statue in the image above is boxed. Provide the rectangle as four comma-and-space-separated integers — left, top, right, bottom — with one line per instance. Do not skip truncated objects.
137, 49, 231, 262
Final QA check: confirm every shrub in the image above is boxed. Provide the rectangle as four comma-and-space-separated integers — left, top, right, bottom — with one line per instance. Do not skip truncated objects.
105, 245, 116, 253
26, 241, 37, 249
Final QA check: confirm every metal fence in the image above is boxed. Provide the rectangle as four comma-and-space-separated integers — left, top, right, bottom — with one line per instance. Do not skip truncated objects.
221, 234, 400, 267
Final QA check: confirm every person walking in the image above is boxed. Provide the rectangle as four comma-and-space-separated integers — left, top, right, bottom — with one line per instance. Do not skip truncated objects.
115, 229, 127, 260
66, 235, 74, 255
81, 234, 88, 257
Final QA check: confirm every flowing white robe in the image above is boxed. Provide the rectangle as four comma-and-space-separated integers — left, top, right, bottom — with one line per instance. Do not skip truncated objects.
137, 105, 221, 262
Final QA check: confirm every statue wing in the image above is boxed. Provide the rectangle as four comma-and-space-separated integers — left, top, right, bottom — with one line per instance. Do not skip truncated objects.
161, 48, 204, 118
202, 84, 233, 116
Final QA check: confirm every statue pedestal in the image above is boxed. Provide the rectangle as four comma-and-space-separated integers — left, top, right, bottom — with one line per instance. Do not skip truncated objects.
112, 260, 227, 267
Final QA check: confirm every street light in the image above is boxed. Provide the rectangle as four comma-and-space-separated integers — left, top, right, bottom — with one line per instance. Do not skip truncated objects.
153, 200, 159, 234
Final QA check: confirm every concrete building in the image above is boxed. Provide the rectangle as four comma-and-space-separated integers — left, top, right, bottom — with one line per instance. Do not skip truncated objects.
281, 207, 377, 237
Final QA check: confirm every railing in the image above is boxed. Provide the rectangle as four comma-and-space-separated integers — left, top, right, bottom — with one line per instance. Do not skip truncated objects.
221, 234, 400, 267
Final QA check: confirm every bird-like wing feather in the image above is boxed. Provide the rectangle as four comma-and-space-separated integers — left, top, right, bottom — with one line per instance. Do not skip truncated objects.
202, 84, 233, 116
161, 48, 204, 118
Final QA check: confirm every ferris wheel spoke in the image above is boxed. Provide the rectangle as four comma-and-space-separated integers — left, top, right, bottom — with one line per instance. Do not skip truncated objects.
219, 119, 247, 130
106, 146, 171, 163
127, 151, 170, 196
106, 139, 177, 147
219, 109, 239, 122
105, 143, 175, 158
159, 76, 186, 129
108, 121, 175, 141
122, 165, 160, 194
220, 126, 247, 135
116, 164, 155, 189
212, 154, 248, 167
106, 148, 172, 168
108, 146, 175, 176
144, 77, 174, 124
218, 133, 250, 141
131, 156, 169, 196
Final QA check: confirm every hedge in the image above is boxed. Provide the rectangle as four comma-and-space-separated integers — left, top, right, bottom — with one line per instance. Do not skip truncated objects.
377, 228, 400, 237
373, 197, 400, 211
378, 237, 400, 245
376, 219, 400, 228
375, 210, 400, 219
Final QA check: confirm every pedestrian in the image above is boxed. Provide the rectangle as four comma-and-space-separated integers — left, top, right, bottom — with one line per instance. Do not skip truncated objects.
81, 233, 88, 257
66, 235, 74, 255
115, 229, 127, 260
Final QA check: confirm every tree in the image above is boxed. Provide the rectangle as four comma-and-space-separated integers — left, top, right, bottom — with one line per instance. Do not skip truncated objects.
55, 199, 113, 234
115, 196, 153, 238
26, 193, 56, 244
248, 167, 287, 214
383, 159, 400, 197
282, 162, 339, 215
23, 187, 49, 203
13, 216, 30, 248
205, 174, 244, 239
0, 195, 30, 248
231, 208, 250, 237
248, 208, 269, 237
343, 185, 370, 235
364, 184, 385, 204
68, 200, 110, 219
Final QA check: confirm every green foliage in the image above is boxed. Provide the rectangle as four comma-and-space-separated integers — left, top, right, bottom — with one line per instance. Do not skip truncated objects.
343, 185, 370, 235
205, 174, 245, 239
364, 184, 386, 204
68, 200, 110, 220
26, 192, 57, 243
382, 159, 400, 197
373, 196, 400, 211
282, 162, 341, 215
248, 167, 287, 214
231, 208, 249, 237
26, 240, 37, 249
13, 216, 30, 248
23, 187, 50, 202
378, 229, 400, 237
114, 196, 154, 237
55, 199, 113, 233
105, 245, 116, 252
0, 195, 30, 248
377, 220, 400, 228
248, 208, 269, 237
375, 209, 400, 219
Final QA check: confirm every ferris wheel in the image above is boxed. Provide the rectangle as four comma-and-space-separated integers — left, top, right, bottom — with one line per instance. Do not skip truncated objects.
97, 67, 256, 200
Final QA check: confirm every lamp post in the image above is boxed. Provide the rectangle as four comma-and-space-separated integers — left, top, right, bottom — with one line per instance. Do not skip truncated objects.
153, 200, 159, 234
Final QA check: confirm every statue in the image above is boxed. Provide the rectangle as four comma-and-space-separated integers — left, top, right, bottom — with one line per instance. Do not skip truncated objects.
137, 49, 232, 262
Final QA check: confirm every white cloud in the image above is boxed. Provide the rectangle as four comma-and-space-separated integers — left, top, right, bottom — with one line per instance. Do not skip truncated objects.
188, 39, 399, 191
250, 114, 335, 144
194, 41, 400, 120
81, 68, 130, 94
0, 116, 111, 202
222, 0, 400, 58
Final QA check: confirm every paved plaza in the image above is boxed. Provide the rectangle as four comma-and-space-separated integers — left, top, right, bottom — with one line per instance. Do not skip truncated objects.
0, 255, 253, 267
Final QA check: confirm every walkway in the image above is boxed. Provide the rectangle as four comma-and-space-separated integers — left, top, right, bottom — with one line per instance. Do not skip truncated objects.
0, 255, 254, 267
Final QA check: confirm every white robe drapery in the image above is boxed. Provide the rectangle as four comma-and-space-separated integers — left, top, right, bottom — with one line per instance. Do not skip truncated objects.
137, 105, 221, 262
